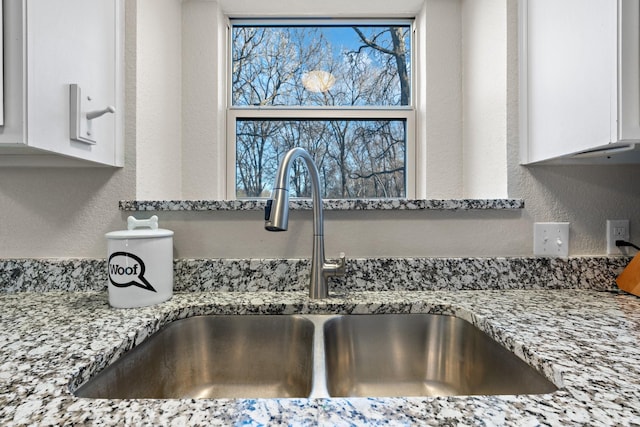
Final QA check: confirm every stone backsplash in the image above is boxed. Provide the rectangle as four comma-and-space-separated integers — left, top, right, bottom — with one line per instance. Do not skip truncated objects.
0, 257, 628, 293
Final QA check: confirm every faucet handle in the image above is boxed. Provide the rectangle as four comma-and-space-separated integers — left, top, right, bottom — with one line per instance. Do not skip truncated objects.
337, 253, 346, 275
325, 252, 346, 277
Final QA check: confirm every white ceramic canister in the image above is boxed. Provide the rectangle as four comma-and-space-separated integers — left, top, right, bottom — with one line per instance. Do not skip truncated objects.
105, 215, 174, 308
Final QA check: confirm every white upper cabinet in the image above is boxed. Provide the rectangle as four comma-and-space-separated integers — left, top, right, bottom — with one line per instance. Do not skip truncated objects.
0, 0, 123, 167
519, 0, 640, 164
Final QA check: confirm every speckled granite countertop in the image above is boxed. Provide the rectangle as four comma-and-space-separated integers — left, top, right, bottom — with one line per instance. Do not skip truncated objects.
118, 198, 524, 211
1, 289, 639, 426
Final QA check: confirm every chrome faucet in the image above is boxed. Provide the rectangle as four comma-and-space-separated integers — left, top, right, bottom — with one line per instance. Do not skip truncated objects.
264, 147, 346, 299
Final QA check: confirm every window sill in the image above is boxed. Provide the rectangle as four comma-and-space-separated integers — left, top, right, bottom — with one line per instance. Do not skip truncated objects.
119, 199, 524, 211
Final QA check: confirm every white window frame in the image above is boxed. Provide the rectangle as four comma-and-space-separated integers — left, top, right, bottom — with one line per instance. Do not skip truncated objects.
226, 19, 417, 199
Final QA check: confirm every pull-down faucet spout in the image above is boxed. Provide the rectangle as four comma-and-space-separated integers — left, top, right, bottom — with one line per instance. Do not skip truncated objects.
264, 147, 345, 299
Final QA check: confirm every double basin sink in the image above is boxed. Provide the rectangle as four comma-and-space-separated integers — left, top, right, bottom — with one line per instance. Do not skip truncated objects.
74, 314, 557, 399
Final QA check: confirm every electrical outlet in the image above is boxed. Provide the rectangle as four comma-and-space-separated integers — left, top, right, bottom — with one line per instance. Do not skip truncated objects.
606, 219, 629, 255
534, 222, 570, 257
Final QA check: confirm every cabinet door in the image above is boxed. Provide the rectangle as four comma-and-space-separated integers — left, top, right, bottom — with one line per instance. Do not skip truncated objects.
520, 0, 618, 163
0, 0, 27, 146
26, 0, 123, 166
619, 0, 640, 141
0, 4, 4, 127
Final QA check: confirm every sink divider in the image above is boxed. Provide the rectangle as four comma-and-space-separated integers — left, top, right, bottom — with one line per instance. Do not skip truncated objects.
307, 314, 340, 398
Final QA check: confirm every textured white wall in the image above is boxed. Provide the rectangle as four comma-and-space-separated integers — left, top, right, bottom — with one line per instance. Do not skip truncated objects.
135, 0, 182, 199
181, 1, 227, 199
0, 0, 638, 259
423, 0, 464, 199
461, 0, 508, 198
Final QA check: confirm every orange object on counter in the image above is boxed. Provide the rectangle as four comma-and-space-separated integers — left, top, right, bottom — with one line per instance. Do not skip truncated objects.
616, 253, 640, 297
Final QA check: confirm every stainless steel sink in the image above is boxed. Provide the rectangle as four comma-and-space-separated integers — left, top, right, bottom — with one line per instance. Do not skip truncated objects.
74, 315, 315, 399
323, 314, 558, 397
74, 313, 557, 399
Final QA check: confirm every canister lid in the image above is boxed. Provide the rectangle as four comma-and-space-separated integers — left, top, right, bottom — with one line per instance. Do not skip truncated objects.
105, 215, 174, 240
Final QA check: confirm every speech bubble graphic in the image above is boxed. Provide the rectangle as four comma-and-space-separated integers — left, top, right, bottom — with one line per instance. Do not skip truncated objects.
108, 252, 157, 292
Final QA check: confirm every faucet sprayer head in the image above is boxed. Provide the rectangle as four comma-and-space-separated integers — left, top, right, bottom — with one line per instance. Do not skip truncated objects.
264, 188, 290, 232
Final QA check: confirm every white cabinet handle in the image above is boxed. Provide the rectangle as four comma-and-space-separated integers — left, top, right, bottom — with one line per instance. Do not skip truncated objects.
87, 105, 116, 120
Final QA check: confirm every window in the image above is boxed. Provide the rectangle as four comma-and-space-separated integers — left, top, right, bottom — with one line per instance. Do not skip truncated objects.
228, 20, 415, 199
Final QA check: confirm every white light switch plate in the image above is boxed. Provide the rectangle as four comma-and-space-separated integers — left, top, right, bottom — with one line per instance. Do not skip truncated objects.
534, 222, 570, 257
